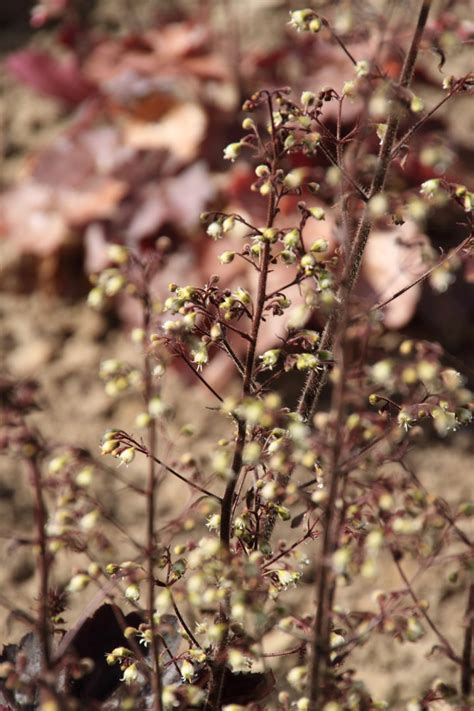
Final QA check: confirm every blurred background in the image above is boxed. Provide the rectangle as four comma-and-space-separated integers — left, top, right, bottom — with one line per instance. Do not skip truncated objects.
0, 1, 473, 706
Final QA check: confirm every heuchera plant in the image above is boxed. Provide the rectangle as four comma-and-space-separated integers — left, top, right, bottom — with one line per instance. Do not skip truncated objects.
1, 3, 473, 711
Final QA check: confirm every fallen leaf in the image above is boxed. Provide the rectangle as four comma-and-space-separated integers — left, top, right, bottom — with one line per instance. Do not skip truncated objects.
361, 222, 430, 328
126, 162, 215, 243
123, 102, 207, 163
6, 50, 95, 105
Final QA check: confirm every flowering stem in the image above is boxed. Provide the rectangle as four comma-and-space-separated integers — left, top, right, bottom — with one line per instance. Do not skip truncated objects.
219, 99, 278, 549
304, 4, 434, 707
390, 546, 460, 664
170, 592, 201, 649
298, 0, 433, 424
219, 233, 274, 549
211, 103, 279, 711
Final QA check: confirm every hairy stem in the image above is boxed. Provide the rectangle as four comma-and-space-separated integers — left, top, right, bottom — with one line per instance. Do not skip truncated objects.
461, 583, 474, 704
308, 327, 348, 709
27, 457, 51, 672
144, 301, 163, 711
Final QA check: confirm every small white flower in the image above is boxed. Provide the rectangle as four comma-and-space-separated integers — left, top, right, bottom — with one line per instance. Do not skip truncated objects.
180, 659, 195, 682
119, 447, 136, 465
420, 178, 440, 198
397, 409, 414, 431
259, 349, 281, 370
207, 221, 223, 240
276, 569, 301, 588
205, 514, 221, 532
355, 59, 370, 77
121, 663, 142, 685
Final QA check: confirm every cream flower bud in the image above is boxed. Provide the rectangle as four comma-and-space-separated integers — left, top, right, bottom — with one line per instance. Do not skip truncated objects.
301, 91, 316, 107
125, 583, 140, 602
135, 412, 151, 428
218, 251, 235, 264
119, 447, 136, 465
107, 244, 128, 264
410, 95, 424, 113
87, 287, 105, 309
310, 238, 328, 253
67, 573, 90, 593
309, 206, 325, 220
355, 59, 370, 77
222, 215, 235, 232
223, 142, 242, 161
101, 439, 119, 455
255, 164, 270, 177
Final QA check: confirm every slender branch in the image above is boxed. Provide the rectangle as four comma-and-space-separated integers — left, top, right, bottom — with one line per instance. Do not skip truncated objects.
265, 275, 304, 302
321, 17, 358, 67
318, 140, 369, 203
214, 317, 253, 342
390, 546, 461, 665
211, 212, 260, 234
352, 234, 472, 321
220, 418, 247, 548
400, 461, 472, 548
169, 591, 201, 649
220, 338, 246, 378
260, 644, 306, 658
127, 438, 221, 502
391, 77, 469, 159
261, 523, 318, 570
179, 352, 224, 403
